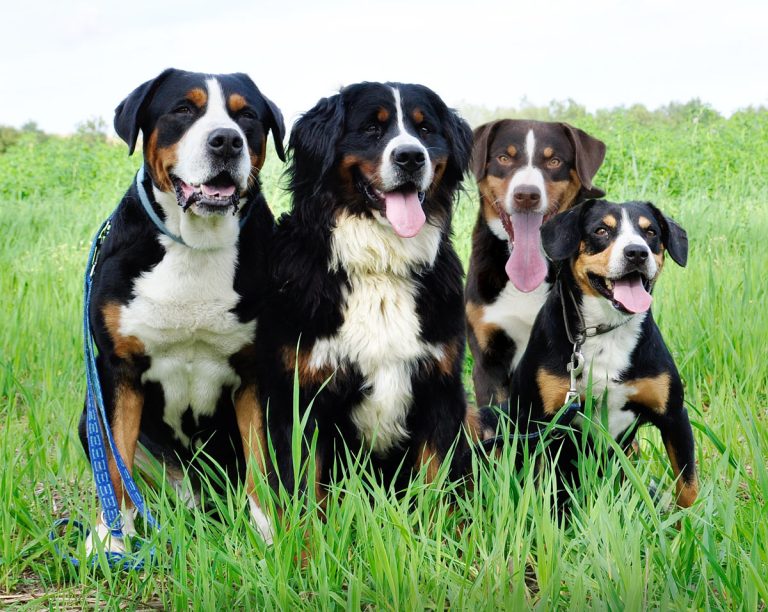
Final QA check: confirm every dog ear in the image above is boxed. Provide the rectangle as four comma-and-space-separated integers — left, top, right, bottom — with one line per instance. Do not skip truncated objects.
288, 92, 345, 188
233, 73, 286, 162
541, 199, 595, 261
561, 123, 606, 199
443, 107, 473, 178
646, 202, 688, 267
114, 68, 176, 156
470, 121, 502, 181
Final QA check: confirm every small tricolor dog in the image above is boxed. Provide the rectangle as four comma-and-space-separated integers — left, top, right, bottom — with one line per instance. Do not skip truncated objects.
466, 120, 606, 406
254, 82, 491, 522
78, 68, 285, 551
509, 199, 697, 508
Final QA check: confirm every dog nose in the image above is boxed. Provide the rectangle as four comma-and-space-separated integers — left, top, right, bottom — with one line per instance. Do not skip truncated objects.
624, 245, 649, 264
392, 145, 426, 174
512, 185, 541, 211
207, 128, 244, 159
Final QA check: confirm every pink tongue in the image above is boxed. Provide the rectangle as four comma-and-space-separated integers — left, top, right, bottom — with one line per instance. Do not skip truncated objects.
384, 190, 426, 238
505, 212, 547, 292
612, 276, 653, 313
180, 182, 197, 200
201, 183, 236, 198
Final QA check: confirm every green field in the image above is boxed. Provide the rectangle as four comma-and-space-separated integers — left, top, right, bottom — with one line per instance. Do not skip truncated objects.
1, 104, 767, 609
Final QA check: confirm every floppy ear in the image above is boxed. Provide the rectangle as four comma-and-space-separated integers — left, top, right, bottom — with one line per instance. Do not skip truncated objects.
288, 92, 345, 187
443, 107, 473, 178
262, 94, 286, 161
561, 123, 606, 199
233, 73, 286, 162
114, 68, 176, 155
646, 202, 688, 267
470, 121, 502, 181
541, 200, 595, 262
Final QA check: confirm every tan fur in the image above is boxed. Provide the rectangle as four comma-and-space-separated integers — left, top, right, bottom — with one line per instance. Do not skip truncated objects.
145, 128, 177, 192
664, 439, 698, 508
281, 346, 334, 386
602, 214, 618, 228
109, 385, 144, 506
545, 170, 582, 215
186, 87, 208, 108
627, 373, 671, 414
536, 368, 572, 416
227, 93, 247, 113
418, 442, 441, 483
102, 303, 144, 359
466, 301, 502, 352
572, 240, 613, 297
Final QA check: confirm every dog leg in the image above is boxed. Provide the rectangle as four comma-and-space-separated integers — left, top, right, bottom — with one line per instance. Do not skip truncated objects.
86, 383, 143, 555
660, 409, 698, 508
234, 384, 274, 544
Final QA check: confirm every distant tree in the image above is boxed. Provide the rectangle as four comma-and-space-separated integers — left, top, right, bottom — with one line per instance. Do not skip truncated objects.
76, 116, 109, 143
0, 125, 22, 154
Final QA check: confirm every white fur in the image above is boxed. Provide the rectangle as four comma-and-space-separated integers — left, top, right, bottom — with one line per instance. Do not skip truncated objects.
379, 87, 433, 192
609, 209, 658, 279
248, 497, 274, 545
572, 295, 646, 438
486, 216, 509, 242
85, 507, 136, 556
309, 212, 444, 453
483, 281, 550, 370
503, 129, 548, 215
119, 240, 255, 447
173, 78, 251, 194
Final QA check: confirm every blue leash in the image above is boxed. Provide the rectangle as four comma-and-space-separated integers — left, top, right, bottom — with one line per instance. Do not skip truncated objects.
52, 170, 168, 570
53, 166, 254, 568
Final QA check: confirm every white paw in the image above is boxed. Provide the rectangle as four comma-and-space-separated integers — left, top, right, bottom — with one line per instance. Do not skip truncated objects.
248, 497, 274, 545
85, 508, 137, 556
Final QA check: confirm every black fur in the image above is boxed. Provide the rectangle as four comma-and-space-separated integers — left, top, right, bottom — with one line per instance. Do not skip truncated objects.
256, 82, 481, 497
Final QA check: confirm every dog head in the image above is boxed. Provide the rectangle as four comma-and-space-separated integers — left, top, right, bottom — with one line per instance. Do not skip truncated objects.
114, 68, 285, 218
541, 200, 688, 314
288, 81, 472, 237
470, 119, 606, 293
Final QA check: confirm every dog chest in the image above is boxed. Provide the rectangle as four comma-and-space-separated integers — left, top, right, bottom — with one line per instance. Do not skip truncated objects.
574, 301, 646, 438
119, 243, 255, 446
309, 214, 443, 453
483, 281, 549, 370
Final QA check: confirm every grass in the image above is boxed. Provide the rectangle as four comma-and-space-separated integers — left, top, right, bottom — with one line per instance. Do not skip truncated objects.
1, 106, 767, 609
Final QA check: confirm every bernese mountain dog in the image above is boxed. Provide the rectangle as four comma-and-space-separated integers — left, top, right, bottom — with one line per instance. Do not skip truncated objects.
253, 82, 491, 531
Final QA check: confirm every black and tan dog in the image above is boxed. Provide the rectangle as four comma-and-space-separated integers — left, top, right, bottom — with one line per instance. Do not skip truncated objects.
510, 199, 697, 508
78, 68, 285, 550
466, 120, 606, 406
254, 82, 489, 523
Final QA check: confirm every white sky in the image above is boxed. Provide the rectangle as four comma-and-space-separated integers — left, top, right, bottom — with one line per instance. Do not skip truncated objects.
1, 0, 766, 134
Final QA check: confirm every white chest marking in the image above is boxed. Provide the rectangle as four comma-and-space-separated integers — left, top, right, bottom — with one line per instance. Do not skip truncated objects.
483, 281, 550, 370
573, 296, 645, 439
119, 241, 255, 446
309, 213, 443, 453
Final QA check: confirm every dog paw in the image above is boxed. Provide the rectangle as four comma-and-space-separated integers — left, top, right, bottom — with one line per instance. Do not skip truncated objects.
248, 497, 274, 545
85, 508, 138, 556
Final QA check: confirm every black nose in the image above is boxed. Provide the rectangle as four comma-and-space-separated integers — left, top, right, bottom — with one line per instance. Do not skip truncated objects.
207, 128, 244, 159
624, 245, 649, 264
392, 145, 426, 174
512, 184, 541, 211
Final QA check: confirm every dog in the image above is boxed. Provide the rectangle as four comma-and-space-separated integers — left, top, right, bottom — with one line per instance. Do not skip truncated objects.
465, 119, 606, 406
78, 68, 285, 551
254, 81, 491, 515
509, 199, 697, 508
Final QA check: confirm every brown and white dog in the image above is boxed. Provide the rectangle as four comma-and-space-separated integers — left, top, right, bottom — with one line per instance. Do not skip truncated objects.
465, 120, 606, 406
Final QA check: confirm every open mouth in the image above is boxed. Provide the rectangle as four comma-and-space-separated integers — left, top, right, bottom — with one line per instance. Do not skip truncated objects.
355, 172, 427, 238
588, 271, 653, 314
171, 172, 241, 214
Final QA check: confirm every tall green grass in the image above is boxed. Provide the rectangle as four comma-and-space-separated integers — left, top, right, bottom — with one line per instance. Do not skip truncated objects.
1, 108, 766, 608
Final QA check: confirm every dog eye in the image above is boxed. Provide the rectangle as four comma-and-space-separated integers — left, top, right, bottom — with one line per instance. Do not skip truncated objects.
419, 125, 430, 137
173, 104, 194, 115
239, 109, 257, 120
364, 123, 382, 137
595, 227, 608, 236
645, 228, 657, 237
547, 157, 562, 168
497, 155, 513, 165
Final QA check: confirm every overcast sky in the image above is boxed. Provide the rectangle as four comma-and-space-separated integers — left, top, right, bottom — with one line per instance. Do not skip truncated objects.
2, 0, 766, 134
